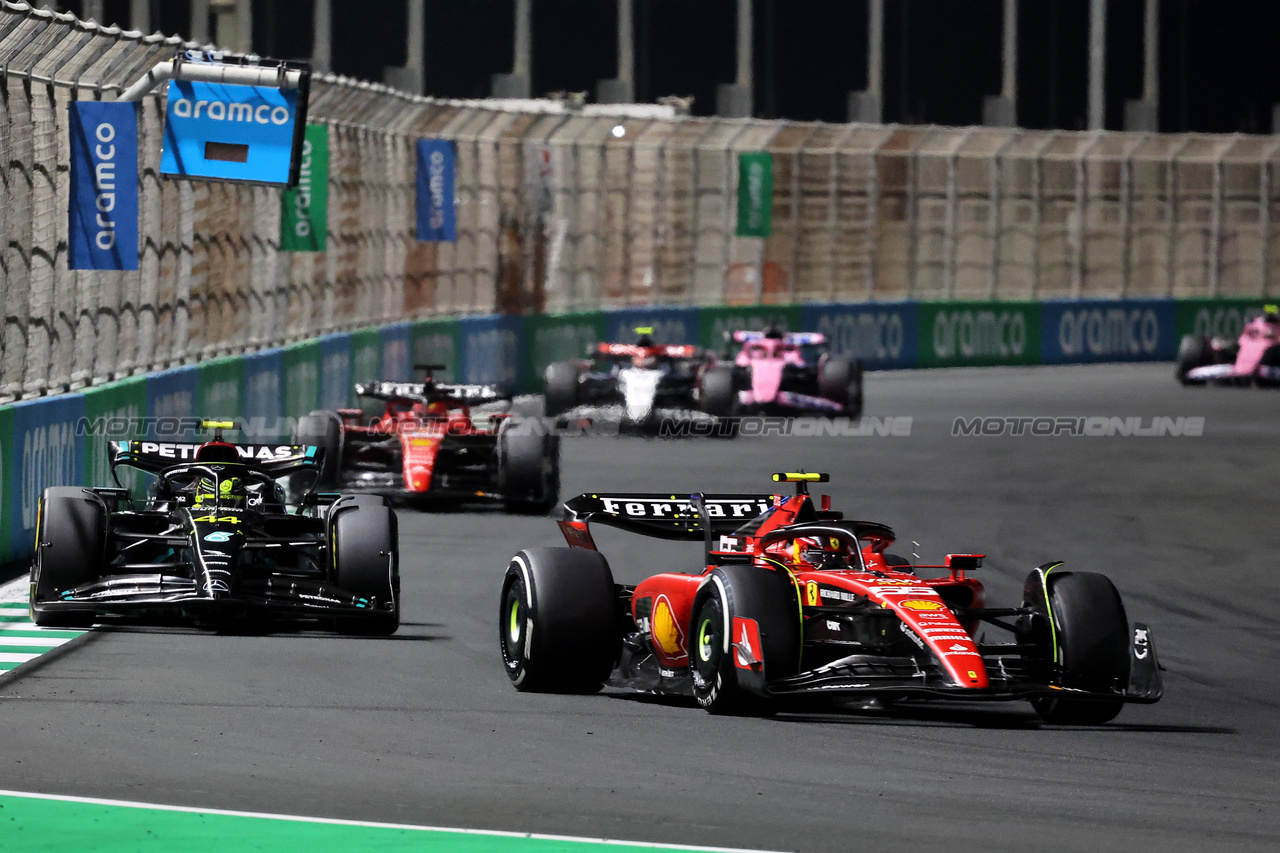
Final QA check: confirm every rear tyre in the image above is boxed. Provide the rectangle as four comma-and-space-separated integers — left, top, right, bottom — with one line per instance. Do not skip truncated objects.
543, 361, 580, 417
499, 547, 619, 692
294, 410, 342, 487
1175, 335, 1212, 386
1256, 343, 1280, 388
30, 488, 105, 628
819, 357, 863, 416
1030, 571, 1129, 725
331, 496, 399, 635
698, 366, 737, 418
689, 566, 800, 716
882, 553, 914, 574
498, 419, 560, 514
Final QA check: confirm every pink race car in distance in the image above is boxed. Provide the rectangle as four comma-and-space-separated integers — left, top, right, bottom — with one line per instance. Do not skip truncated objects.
697, 328, 863, 418
1177, 306, 1280, 386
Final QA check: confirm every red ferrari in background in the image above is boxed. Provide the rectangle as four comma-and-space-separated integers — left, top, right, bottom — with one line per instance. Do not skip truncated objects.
296, 365, 560, 513
499, 472, 1162, 723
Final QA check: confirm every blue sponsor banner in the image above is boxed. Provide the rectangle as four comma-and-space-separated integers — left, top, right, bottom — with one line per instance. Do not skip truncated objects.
605, 308, 699, 347
161, 81, 299, 186
10, 395, 86, 562
800, 302, 918, 370
145, 366, 200, 439
416, 139, 457, 242
459, 315, 523, 391
380, 322, 412, 382
68, 101, 139, 271
1040, 299, 1177, 364
243, 349, 285, 438
318, 333, 352, 412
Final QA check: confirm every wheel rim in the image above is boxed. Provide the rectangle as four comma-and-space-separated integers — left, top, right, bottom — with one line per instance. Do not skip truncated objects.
697, 618, 715, 663
508, 598, 522, 643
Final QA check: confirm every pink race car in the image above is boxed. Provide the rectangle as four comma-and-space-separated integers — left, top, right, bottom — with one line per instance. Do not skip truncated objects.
1177, 307, 1280, 386
697, 328, 863, 418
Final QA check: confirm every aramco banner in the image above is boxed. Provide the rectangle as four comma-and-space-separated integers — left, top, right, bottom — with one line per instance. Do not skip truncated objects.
68, 101, 138, 271
416, 139, 457, 242
736, 151, 773, 238
280, 124, 329, 252
160, 80, 300, 185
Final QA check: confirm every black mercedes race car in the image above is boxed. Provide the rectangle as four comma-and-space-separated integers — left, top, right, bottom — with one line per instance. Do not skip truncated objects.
29, 421, 399, 634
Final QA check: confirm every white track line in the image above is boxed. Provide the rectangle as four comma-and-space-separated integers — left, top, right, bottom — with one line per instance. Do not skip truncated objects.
0, 789, 788, 853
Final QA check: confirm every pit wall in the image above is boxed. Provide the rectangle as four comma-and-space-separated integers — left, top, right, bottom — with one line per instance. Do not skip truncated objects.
0, 296, 1267, 565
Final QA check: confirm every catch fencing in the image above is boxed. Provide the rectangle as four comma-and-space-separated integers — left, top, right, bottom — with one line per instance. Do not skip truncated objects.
3, 2, 1280, 403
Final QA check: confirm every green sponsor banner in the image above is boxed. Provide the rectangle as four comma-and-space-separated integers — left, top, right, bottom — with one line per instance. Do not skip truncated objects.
282, 341, 321, 420
82, 377, 147, 490
197, 357, 245, 440
736, 151, 773, 238
280, 124, 329, 252
697, 305, 802, 355
410, 317, 462, 383
350, 328, 383, 406
0, 404, 12, 562
1174, 298, 1271, 341
917, 301, 1042, 367
524, 311, 606, 392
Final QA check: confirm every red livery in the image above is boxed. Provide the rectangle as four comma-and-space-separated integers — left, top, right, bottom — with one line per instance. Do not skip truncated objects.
499, 472, 1162, 724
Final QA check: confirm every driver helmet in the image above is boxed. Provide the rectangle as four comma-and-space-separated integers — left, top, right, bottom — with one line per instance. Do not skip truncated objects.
763, 536, 851, 571
1264, 304, 1279, 324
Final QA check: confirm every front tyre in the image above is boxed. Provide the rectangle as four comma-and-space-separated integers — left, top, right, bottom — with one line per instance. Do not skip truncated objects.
1175, 335, 1212, 385
498, 419, 560, 514
689, 566, 800, 716
331, 496, 400, 635
30, 488, 105, 628
499, 547, 619, 692
1030, 570, 1129, 725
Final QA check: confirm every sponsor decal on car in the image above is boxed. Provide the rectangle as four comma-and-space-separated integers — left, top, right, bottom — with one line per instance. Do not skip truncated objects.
898, 599, 947, 611
1134, 626, 1150, 659
899, 622, 925, 649
819, 586, 862, 604
651, 596, 684, 656
203, 531, 233, 543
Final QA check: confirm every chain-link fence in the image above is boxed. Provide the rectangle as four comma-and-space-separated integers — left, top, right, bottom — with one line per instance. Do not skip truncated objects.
3, 2, 1279, 401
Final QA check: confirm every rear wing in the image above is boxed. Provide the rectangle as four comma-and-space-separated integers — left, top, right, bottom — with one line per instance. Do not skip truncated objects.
596, 343, 700, 360
110, 440, 320, 475
731, 330, 825, 346
355, 380, 508, 405
561, 492, 775, 542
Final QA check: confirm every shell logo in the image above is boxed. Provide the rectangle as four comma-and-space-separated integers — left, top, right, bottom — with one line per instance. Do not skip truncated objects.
899, 599, 947, 611
651, 595, 684, 655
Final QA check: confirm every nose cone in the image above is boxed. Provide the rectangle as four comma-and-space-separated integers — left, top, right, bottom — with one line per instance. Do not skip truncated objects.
750, 362, 785, 404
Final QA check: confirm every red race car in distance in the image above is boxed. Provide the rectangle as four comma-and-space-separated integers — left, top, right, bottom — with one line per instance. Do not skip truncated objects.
499, 473, 1162, 724
296, 364, 559, 513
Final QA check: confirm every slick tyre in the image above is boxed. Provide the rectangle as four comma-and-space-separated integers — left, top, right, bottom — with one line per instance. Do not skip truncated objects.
1256, 344, 1280, 388
331, 496, 400, 635
295, 410, 342, 486
1031, 570, 1129, 725
30, 488, 105, 628
689, 566, 800, 716
819, 357, 863, 416
1175, 335, 1212, 386
498, 420, 561, 514
499, 547, 619, 693
698, 366, 737, 418
543, 361, 580, 417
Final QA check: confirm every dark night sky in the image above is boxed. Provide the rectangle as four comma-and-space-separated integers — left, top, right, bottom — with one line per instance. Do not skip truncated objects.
52, 1, 1280, 133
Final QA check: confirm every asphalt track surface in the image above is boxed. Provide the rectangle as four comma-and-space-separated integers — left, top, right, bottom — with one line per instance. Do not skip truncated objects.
2, 363, 1278, 852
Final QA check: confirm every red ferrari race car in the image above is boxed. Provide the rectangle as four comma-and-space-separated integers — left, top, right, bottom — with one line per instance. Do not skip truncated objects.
698, 328, 863, 419
295, 365, 559, 513
1177, 305, 1280, 386
498, 473, 1162, 724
